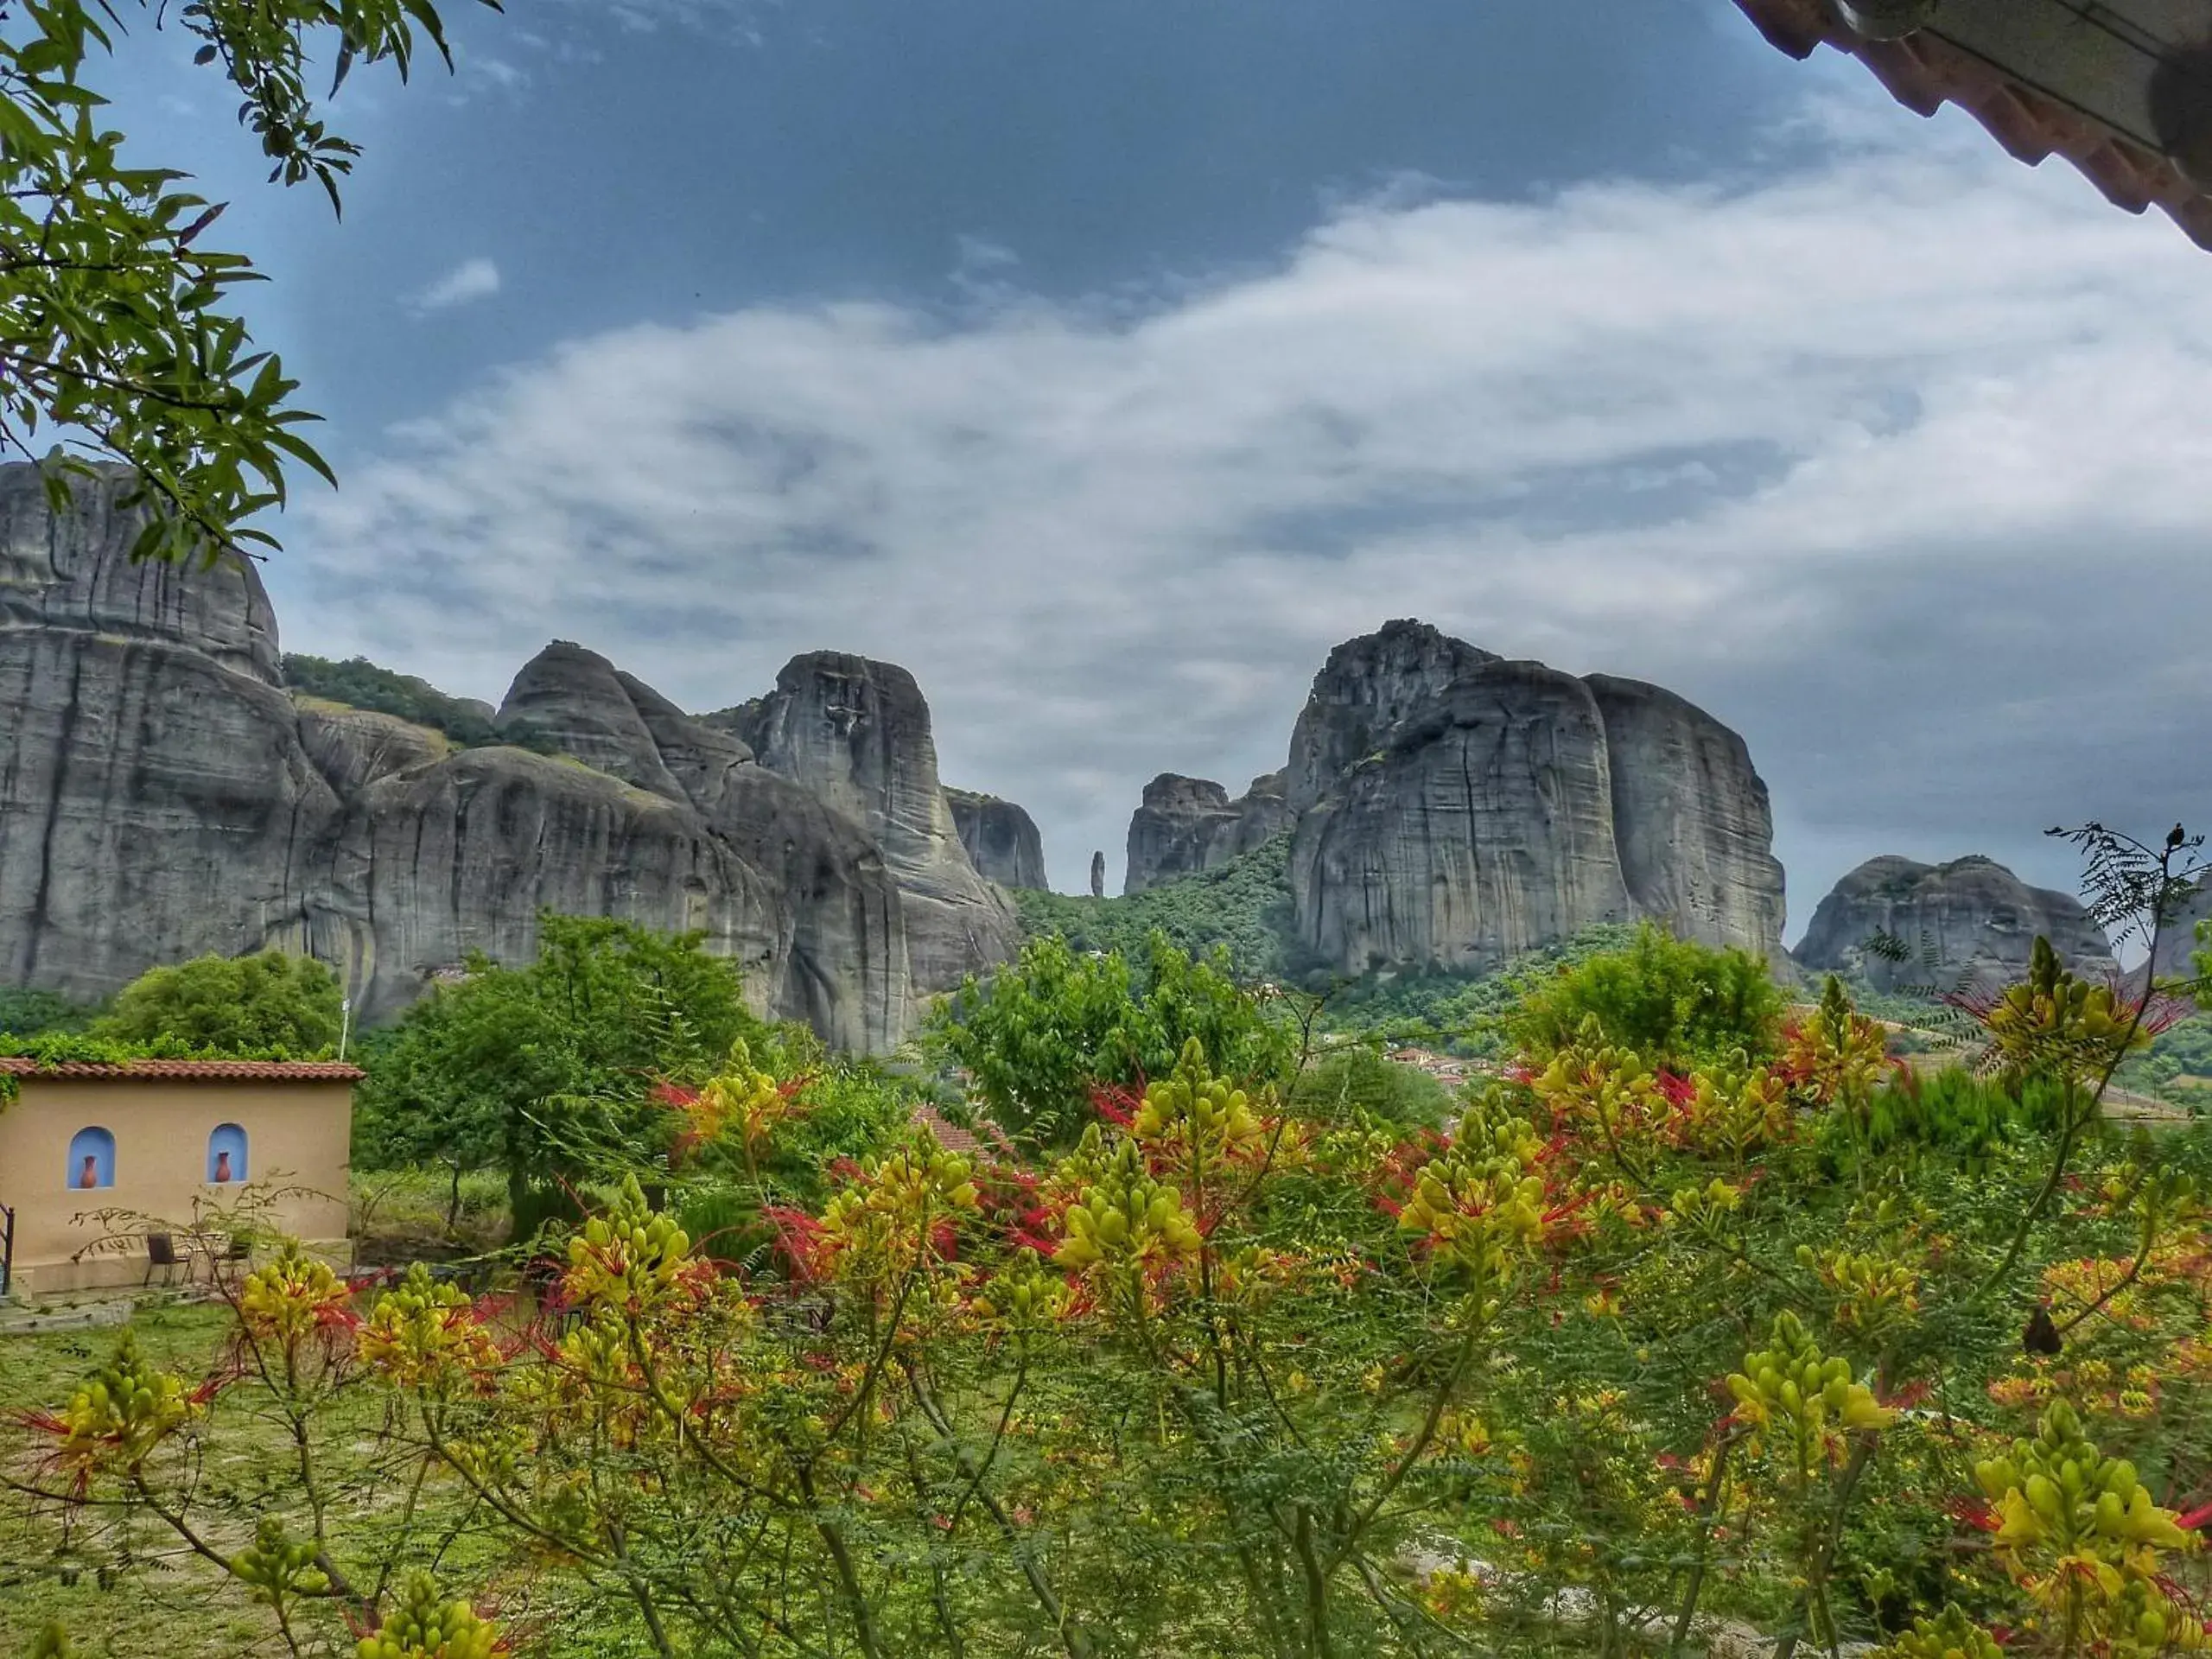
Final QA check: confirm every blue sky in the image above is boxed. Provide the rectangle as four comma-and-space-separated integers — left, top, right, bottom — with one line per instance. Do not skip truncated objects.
95, 0, 2212, 928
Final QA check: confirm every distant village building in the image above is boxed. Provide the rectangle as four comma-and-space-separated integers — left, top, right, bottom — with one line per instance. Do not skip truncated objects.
0, 1059, 359, 1298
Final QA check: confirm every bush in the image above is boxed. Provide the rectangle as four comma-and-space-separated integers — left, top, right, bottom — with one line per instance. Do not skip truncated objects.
0, 987, 95, 1036
1507, 922, 1786, 1067
283, 652, 544, 751
353, 914, 778, 1232
1287, 1045, 1452, 1128
92, 949, 342, 1055
931, 931, 1294, 1146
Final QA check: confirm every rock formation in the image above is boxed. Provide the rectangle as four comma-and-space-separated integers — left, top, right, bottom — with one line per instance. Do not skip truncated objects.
1125, 775, 1240, 895
1122, 771, 1294, 893
1122, 619, 1790, 977
1090, 850, 1105, 899
0, 463, 338, 1000
715, 651, 1020, 993
1287, 622, 1499, 816
1584, 675, 1787, 959
1795, 855, 2115, 993
945, 787, 1047, 890
1291, 658, 1636, 973
0, 463, 993, 1051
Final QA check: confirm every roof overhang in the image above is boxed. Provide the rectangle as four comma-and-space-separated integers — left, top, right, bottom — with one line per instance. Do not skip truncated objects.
1734, 0, 2212, 250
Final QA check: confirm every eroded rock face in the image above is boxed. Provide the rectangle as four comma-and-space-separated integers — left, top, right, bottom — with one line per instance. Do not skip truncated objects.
1291, 660, 1634, 973
1796, 855, 2114, 992
1125, 775, 1238, 895
1141, 620, 1791, 977
1585, 676, 1787, 963
0, 467, 336, 999
1287, 620, 1499, 816
0, 466, 919, 1051
1122, 771, 1294, 893
303, 747, 789, 1028
0, 463, 281, 684
743, 652, 1019, 991
483, 641, 911, 1048
946, 787, 1047, 890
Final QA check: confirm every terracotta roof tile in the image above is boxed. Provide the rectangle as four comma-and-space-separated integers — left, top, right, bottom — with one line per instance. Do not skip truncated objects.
0, 1058, 365, 1082
1732, 0, 2212, 252
910, 1104, 982, 1154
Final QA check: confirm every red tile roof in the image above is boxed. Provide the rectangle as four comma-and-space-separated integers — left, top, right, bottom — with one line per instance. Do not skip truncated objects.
910, 1103, 982, 1154
0, 1058, 365, 1083
1733, 0, 2212, 252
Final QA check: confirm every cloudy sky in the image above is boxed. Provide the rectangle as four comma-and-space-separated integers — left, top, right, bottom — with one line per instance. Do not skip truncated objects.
100, 0, 2212, 927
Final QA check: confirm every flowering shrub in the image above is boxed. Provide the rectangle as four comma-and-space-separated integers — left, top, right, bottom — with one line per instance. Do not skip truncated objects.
9, 925, 2212, 1658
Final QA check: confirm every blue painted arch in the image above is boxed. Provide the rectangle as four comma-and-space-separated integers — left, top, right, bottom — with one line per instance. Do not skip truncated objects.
207, 1123, 248, 1185
67, 1126, 115, 1191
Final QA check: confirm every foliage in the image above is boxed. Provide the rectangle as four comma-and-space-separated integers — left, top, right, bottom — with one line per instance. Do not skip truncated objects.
90, 947, 342, 1054
1507, 920, 1789, 1068
283, 652, 554, 751
1302, 923, 1641, 1053
12, 831, 2212, 1659
931, 930, 1295, 1146
1011, 833, 1298, 982
0, 986, 94, 1036
1, 0, 495, 562
2125, 1014, 2212, 1109
1287, 1043, 1453, 1128
353, 913, 775, 1230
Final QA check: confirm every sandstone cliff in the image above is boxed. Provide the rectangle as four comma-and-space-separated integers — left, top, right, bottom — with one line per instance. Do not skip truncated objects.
1122, 771, 1294, 893
945, 787, 1047, 890
1125, 619, 1789, 977
0, 465, 944, 1051
1291, 658, 1636, 973
735, 652, 1020, 992
1585, 675, 1787, 958
0, 465, 338, 997
1795, 855, 2114, 993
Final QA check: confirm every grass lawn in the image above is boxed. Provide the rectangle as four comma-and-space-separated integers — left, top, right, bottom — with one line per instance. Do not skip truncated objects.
0, 1301, 273, 1656
0, 1287, 649, 1657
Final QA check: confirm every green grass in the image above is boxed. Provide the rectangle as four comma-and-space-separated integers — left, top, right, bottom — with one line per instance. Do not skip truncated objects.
0, 1303, 261, 1657
0, 1294, 661, 1656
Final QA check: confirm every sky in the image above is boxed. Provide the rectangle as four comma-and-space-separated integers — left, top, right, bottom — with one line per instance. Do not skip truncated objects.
91, 0, 2212, 932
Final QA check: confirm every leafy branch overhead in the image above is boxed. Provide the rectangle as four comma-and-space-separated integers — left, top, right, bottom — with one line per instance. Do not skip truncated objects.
0, 0, 498, 563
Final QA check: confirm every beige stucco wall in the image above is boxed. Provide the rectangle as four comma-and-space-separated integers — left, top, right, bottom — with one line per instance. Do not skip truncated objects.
0, 1077, 352, 1296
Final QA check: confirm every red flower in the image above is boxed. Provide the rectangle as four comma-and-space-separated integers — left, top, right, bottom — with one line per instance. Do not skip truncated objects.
1948, 1497, 1999, 1533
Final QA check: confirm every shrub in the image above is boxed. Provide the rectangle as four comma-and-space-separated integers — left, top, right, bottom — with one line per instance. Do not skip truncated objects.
92, 949, 342, 1055
1507, 921, 1786, 1068
931, 931, 1294, 1146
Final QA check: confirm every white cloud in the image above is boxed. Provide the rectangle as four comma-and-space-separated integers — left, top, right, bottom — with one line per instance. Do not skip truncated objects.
288, 104, 2212, 921
405, 257, 502, 315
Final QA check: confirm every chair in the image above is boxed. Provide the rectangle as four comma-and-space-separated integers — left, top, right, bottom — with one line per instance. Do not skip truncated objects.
143, 1232, 181, 1288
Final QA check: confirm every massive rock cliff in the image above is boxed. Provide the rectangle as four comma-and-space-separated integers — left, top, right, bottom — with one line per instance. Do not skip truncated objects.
0, 464, 972, 1051
945, 787, 1047, 890
1291, 658, 1637, 973
1585, 675, 1787, 959
0, 464, 338, 996
1122, 620, 1789, 977
703, 651, 1019, 993
1123, 771, 1293, 894
1796, 855, 2115, 993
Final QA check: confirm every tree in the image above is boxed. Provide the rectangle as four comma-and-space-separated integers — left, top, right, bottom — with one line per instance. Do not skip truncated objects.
931, 930, 1294, 1147
353, 913, 770, 1233
1507, 921, 1786, 1069
92, 947, 341, 1052
1, 0, 496, 563
0, 985, 93, 1035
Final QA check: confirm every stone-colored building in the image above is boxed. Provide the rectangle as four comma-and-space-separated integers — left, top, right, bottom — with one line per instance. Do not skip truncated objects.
0, 1058, 359, 1297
